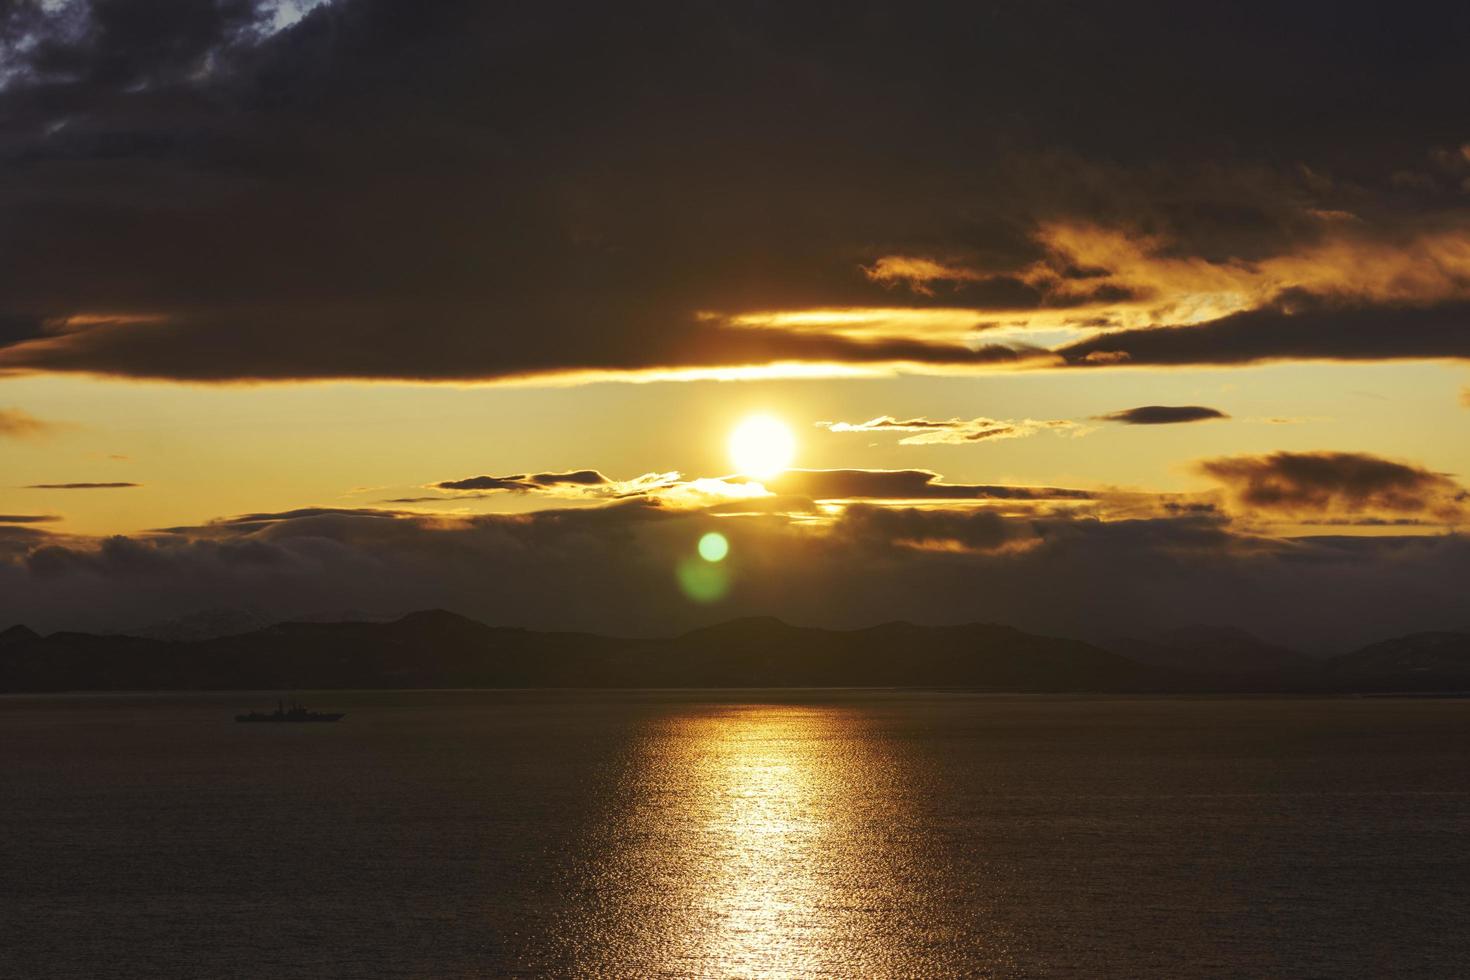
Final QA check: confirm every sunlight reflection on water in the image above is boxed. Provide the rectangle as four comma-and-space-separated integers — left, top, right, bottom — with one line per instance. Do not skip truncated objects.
10, 694, 1467, 978
561, 704, 1004, 978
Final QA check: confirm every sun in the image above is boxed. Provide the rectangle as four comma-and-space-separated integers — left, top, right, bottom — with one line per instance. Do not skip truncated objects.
728, 414, 796, 479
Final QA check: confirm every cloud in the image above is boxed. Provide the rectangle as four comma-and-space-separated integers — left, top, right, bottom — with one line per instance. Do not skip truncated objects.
0, 0, 313, 93
855, 220, 1470, 363
0, 407, 57, 440
833, 504, 1040, 554
4, 498, 1470, 652
749, 469, 1094, 502
409, 470, 680, 503
24, 482, 139, 490
1060, 295, 1470, 367
1032, 222, 1470, 325
434, 470, 612, 492
1096, 405, 1228, 425
1198, 451, 1468, 521
862, 257, 993, 296
817, 416, 1083, 445
0, 514, 58, 524
164, 507, 407, 534
0, 3, 1467, 382
388, 466, 1095, 511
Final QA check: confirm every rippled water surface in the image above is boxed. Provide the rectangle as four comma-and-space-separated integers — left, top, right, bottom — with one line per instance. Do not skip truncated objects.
4, 691, 1469, 978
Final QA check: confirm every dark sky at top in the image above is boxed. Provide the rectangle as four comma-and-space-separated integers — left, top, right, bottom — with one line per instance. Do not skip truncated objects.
1, 0, 1468, 380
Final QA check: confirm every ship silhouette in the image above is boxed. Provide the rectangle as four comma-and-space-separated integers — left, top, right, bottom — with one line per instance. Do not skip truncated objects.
235, 699, 345, 723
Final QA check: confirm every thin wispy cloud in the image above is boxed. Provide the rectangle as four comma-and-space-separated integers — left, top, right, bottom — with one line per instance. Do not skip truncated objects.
389, 471, 682, 504
817, 416, 1084, 445
0, 408, 59, 440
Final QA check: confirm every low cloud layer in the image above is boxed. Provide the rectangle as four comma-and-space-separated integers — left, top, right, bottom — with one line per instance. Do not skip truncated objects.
1199, 451, 1468, 521
3, 500, 1468, 652
1096, 406, 1228, 425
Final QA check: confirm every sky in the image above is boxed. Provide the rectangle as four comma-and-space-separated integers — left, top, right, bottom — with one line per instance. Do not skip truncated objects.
2, 0, 1469, 647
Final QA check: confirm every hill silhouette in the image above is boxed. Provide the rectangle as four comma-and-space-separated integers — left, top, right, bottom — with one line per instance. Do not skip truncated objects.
1101, 625, 1318, 679
0, 611, 1466, 693
1325, 632, 1470, 688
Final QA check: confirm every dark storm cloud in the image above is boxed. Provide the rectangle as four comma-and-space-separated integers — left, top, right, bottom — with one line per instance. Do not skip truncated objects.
0, 316, 1043, 382
24, 481, 138, 489
1198, 451, 1468, 520
1095, 405, 1228, 425
1061, 298, 1470, 368
0, 2, 1467, 381
4, 499, 1470, 651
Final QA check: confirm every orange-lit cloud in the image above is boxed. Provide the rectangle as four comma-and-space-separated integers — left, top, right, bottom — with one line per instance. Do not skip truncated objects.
389, 470, 682, 504
816, 415, 1085, 444
0, 408, 59, 440
862, 258, 992, 297
862, 220, 1470, 335
741, 469, 1095, 503
393, 467, 1098, 512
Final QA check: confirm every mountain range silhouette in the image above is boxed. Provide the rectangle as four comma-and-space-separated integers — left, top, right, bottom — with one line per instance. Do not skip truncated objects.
1, 610, 1467, 693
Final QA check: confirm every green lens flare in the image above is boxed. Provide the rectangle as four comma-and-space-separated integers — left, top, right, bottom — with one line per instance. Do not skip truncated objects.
698, 531, 729, 562
677, 557, 729, 602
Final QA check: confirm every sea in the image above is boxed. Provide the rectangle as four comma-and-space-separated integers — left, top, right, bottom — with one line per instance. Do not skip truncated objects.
3, 691, 1468, 978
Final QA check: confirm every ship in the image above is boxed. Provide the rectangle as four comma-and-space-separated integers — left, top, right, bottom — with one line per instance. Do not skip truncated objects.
235, 699, 345, 723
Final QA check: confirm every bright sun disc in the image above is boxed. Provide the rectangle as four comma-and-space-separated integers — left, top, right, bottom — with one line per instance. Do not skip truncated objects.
729, 415, 796, 478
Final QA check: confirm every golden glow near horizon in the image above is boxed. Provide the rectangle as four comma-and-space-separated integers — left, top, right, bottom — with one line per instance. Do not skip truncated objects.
728, 414, 796, 479
1, 361, 1468, 537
